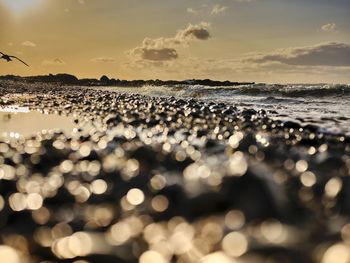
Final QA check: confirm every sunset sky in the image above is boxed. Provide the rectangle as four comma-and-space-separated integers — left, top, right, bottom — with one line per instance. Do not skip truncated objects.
0, 0, 349, 83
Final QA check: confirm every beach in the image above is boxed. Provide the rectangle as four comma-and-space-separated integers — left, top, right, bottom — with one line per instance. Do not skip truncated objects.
0, 80, 350, 263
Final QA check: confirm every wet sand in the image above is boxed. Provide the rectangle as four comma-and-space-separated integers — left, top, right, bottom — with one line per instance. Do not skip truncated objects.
0, 80, 350, 263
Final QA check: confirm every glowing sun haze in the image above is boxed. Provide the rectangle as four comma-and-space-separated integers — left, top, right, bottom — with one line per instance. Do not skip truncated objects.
2, 0, 39, 12
0, 0, 349, 83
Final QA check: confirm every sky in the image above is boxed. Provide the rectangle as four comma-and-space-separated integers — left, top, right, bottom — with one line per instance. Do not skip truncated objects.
0, 0, 349, 83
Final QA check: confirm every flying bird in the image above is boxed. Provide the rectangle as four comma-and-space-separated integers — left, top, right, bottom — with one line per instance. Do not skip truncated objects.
0, 52, 29, 67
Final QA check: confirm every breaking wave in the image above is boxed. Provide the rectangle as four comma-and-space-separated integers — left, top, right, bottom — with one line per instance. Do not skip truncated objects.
160, 83, 350, 98
234, 84, 350, 97
98, 83, 350, 99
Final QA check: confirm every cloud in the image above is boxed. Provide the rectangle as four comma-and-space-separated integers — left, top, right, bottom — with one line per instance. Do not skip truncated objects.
321, 23, 337, 32
140, 48, 178, 61
21, 41, 36, 47
211, 5, 228, 15
42, 58, 66, 66
128, 38, 180, 62
128, 22, 210, 62
176, 22, 211, 41
91, 57, 116, 63
245, 42, 350, 67
188, 4, 229, 16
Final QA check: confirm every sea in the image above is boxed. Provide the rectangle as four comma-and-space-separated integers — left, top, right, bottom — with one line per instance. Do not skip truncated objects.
96, 83, 350, 136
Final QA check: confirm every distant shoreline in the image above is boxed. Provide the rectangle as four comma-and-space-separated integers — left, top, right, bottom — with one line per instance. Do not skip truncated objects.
0, 73, 255, 87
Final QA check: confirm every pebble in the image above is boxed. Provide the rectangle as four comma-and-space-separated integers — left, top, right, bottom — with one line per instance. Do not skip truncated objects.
0, 81, 349, 263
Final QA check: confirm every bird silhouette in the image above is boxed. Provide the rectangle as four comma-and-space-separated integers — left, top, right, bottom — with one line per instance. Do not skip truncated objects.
0, 52, 29, 67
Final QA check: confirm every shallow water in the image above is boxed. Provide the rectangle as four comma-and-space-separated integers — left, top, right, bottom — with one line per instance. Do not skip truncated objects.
0, 106, 77, 138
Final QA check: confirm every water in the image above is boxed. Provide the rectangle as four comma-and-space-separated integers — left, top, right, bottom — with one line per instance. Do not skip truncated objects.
94, 83, 350, 135
0, 106, 78, 138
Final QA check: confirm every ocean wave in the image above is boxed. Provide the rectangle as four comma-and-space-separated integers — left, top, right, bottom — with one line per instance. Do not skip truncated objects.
152, 83, 350, 98
235, 84, 350, 97
100, 83, 350, 99
258, 96, 308, 104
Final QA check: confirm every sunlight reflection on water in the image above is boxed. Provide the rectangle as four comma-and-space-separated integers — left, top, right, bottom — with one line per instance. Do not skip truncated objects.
0, 106, 77, 138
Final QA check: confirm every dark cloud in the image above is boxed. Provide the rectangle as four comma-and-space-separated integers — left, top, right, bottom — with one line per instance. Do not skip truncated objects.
141, 48, 178, 61
176, 22, 211, 41
247, 42, 350, 67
